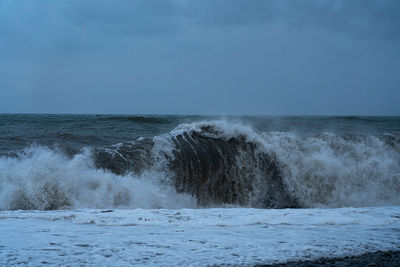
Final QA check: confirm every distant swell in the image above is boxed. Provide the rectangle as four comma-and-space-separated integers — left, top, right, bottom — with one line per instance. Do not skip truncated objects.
1, 121, 400, 210
94, 115, 171, 124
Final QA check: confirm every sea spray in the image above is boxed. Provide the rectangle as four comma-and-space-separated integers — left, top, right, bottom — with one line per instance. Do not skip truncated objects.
1, 119, 399, 210
0, 146, 196, 210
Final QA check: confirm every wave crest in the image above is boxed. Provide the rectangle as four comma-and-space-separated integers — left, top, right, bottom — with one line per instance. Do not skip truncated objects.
1, 121, 399, 210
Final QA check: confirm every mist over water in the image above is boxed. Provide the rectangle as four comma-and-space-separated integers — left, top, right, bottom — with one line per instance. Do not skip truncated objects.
0, 115, 399, 210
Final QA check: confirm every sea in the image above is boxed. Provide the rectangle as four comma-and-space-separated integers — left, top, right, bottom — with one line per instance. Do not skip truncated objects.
0, 114, 400, 265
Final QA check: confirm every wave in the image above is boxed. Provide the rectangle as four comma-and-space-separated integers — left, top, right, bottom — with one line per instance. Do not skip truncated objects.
0, 146, 196, 210
94, 115, 171, 124
1, 121, 400, 210
325, 116, 397, 122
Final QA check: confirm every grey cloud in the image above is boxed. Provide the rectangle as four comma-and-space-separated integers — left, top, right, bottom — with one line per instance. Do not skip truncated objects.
2, 0, 399, 45
61, 0, 180, 37
279, 0, 400, 40
180, 0, 276, 28
0, 0, 399, 115
184, 0, 400, 40
77, 0, 400, 39
0, 0, 180, 52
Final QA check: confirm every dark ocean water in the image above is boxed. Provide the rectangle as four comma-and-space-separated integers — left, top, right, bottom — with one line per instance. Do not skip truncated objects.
1, 114, 399, 153
0, 114, 399, 210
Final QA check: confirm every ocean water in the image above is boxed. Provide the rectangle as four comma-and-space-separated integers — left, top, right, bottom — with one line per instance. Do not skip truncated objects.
1, 114, 400, 265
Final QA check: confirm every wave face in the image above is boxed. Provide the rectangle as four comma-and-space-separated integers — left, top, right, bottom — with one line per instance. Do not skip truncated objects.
166, 123, 298, 208
1, 119, 400, 210
162, 122, 400, 208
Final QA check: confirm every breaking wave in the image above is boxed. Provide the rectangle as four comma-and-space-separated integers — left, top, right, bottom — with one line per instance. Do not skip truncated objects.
1, 121, 399, 210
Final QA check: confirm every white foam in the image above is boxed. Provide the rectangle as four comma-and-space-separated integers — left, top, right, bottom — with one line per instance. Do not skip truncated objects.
163, 120, 400, 208
1, 121, 399, 210
2, 206, 399, 227
1, 206, 399, 266
0, 146, 196, 210
261, 131, 400, 207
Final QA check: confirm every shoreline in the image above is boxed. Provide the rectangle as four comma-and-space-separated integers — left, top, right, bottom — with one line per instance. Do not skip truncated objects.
257, 250, 400, 267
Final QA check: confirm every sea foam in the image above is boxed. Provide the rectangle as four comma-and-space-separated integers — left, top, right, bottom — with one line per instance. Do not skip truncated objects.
0, 121, 399, 210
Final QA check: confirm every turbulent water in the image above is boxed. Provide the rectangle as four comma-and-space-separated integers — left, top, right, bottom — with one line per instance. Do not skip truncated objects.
1, 114, 399, 210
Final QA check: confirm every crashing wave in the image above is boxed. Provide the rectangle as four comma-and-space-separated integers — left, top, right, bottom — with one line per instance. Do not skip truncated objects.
1, 121, 399, 210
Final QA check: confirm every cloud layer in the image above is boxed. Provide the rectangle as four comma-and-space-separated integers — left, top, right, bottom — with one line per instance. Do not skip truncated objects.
0, 0, 399, 115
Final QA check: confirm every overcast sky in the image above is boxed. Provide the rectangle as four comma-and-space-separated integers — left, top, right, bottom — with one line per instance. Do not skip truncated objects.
0, 0, 399, 115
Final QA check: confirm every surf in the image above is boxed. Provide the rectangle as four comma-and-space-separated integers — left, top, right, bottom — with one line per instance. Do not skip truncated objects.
0, 120, 399, 210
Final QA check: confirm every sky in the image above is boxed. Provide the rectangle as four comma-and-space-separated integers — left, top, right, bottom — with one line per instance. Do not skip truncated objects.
0, 0, 399, 115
